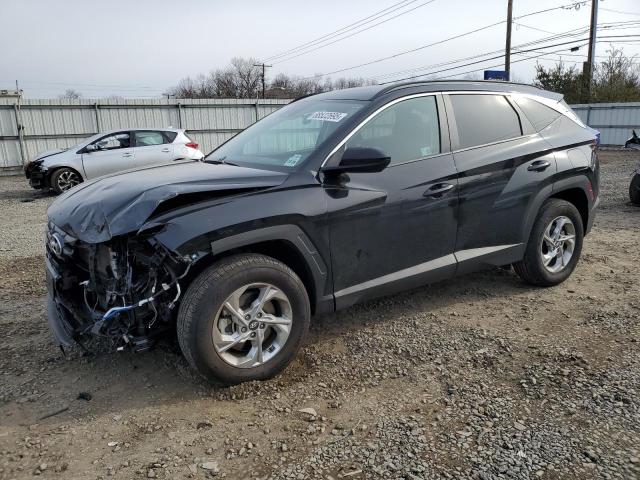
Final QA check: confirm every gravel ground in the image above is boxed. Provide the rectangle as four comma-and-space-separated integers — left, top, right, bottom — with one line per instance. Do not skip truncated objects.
0, 150, 639, 480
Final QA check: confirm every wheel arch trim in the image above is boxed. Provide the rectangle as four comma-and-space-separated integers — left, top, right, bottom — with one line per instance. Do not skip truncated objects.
208, 225, 332, 314
521, 175, 592, 243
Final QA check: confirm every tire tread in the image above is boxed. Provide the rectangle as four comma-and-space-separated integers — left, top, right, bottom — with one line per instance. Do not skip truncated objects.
177, 253, 308, 384
513, 198, 583, 287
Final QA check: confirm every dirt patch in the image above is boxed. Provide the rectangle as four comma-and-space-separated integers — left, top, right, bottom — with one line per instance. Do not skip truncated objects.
0, 151, 639, 480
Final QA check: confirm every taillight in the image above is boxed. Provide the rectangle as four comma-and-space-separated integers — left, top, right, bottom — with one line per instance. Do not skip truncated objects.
185, 142, 199, 150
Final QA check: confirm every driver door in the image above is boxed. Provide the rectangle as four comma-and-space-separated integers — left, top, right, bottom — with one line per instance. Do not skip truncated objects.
325, 94, 459, 308
81, 131, 135, 179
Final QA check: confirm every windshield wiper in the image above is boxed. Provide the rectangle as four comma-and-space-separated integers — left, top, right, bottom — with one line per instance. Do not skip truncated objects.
204, 156, 238, 166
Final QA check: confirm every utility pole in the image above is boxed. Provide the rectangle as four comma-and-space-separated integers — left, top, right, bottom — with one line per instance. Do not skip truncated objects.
505, 0, 513, 81
15, 80, 27, 165
582, 0, 599, 101
253, 63, 272, 99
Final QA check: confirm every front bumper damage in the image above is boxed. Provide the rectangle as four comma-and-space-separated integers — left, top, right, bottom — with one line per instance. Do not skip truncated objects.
24, 160, 48, 189
45, 222, 193, 352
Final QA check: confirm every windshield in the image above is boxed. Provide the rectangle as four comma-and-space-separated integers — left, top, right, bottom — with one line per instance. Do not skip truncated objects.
205, 98, 366, 169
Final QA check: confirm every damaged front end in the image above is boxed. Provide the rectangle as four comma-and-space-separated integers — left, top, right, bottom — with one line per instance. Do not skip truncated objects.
45, 222, 193, 352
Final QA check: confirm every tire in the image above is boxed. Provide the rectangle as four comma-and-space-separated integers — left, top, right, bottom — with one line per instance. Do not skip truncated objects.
513, 198, 584, 287
50, 167, 82, 194
177, 253, 310, 385
630, 173, 640, 205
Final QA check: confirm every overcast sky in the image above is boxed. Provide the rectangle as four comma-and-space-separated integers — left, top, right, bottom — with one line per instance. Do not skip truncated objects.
1, 0, 638, 98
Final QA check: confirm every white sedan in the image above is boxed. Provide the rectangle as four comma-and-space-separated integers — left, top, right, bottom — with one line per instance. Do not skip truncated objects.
25, 128, 204, 194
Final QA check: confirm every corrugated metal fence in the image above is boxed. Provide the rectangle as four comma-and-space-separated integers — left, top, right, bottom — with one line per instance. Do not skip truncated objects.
571, 102, 640, 146
1, 98, 638, 171
0, 98, 291, 171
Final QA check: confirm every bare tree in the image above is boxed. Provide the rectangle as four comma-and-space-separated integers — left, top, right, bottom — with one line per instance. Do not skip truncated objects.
167, 58, 377, 99
593, 46, 640, 102
58, 88, 82, 100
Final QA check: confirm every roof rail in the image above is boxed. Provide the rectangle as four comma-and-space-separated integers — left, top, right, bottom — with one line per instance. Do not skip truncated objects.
372, 79, 543, 99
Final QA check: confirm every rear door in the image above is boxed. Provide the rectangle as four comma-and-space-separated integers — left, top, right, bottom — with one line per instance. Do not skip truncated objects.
81, 131, 135, 178
132, 130, 175, 168
325, 94, 459, 308
444, 92, 557, 272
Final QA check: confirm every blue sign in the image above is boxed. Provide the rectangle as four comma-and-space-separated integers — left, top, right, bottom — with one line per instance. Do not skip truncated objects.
484, 70, 509, 81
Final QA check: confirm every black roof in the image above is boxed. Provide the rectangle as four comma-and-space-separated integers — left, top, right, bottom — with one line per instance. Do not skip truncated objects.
310, 80, 562, 102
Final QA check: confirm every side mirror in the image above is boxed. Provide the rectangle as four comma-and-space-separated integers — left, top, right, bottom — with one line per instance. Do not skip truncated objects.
322, 147, 390, 175
85, 143, 102, 153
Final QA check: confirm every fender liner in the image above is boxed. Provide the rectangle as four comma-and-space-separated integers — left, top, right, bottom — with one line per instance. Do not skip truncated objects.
210, 225, 333, 314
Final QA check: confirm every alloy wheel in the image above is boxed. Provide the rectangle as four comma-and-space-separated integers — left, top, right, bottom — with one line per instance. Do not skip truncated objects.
57, 170, 81, 191
212, 283, 292, 368
540, 215, 576, 273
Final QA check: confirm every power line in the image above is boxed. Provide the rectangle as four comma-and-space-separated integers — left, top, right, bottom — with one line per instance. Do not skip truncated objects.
300, 20, 506, 79
262, 0, 419, 62
378, 38, 591, 84
373, 24, 592, 81
513, 1, 589, 21
434, 49, 573, 80
371, 21, 640, 83
270, 0, 438, 65
295, 1, 593, 80
439, 41, 640, 81
600, 7, 640, 17
514, 22, 558, 35
377, 34, 640, 84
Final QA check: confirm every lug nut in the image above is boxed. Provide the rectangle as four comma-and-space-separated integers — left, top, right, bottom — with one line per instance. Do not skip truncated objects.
257, 312, 262, 318
260, 323, 266, 329
250, 332, 257, 338
245, 314, 251, 320
241, 327, 247, 333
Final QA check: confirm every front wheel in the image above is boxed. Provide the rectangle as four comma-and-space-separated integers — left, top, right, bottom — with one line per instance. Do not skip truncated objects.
50, 168, 82, 194
630, 173, 640, 205
177, 254, 310, 385
513, 198, 584, 287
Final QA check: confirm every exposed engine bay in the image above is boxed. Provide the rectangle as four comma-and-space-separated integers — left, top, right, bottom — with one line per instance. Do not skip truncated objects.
46, 222, 194, 352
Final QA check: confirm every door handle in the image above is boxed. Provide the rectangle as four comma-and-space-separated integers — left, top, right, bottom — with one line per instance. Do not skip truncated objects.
122, 152, 133, 158
423, 183, 454, 197
161, 148, 170, 152
527, 160, 551, 172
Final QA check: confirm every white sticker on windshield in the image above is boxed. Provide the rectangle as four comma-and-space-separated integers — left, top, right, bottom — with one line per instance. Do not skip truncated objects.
307, 111, 348, 122
285, 154, 302, 167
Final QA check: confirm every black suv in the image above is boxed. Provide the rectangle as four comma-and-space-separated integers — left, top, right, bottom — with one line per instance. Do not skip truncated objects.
46, 81, 599, 384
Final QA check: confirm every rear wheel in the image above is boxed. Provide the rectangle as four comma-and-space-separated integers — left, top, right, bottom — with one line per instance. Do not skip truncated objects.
177, 254, 310, 385
513, 199, 584, 286
50, 168, 82, 194
630, 173, 640, 205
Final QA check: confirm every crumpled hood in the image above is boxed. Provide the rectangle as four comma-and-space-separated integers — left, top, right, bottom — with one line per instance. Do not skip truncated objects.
35, 147, 68, 162
47, 161, 288, 243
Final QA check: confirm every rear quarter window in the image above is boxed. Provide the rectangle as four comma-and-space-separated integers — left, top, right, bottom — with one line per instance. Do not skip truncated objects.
163, 131, 178, 143
513, 97, 562, 132
449, 94, 522, 149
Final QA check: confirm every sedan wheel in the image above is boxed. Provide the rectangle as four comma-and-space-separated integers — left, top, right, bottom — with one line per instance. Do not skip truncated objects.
51, 168, 82, 194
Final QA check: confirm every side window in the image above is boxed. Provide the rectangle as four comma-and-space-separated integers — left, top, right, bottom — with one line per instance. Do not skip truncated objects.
92, 132, 130, 150
513, 97, 562, 132
163, 131, 178, 143
134, 131, 166, 147
450, 94, 522, 149
345, 96, 440, 165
